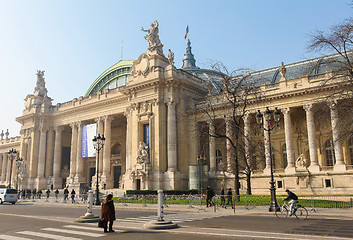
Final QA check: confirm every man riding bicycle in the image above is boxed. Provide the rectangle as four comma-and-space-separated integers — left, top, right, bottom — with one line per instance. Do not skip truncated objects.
283, 189, 298, 216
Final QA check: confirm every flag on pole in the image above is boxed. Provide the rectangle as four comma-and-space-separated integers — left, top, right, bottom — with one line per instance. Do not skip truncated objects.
184, 25, 189, 39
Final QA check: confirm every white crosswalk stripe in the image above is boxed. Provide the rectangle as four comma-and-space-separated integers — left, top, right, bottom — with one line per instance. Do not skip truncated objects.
42, 228, 105, 238
63, 225, 125, 233
1, 224, 111, 240
17, 231, 81, 240
0, 235, 30, 240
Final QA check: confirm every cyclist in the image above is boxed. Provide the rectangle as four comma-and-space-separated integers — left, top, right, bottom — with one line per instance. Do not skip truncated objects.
283, 189, 298, 216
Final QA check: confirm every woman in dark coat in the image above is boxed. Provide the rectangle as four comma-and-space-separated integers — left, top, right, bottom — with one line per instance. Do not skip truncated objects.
101, 194, 116, 233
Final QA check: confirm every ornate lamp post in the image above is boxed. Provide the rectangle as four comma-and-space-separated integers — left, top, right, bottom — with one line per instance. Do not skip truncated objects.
15, 158, 24, 190
7, 148, 17, 188
256, 107, 281, 212
197, 154, 206, 194
92, 134, 105, 205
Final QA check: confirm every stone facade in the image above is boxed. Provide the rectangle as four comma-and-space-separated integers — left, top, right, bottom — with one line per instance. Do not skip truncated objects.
1, 22, 353, 195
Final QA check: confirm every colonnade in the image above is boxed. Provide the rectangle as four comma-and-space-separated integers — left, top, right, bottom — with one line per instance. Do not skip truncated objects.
206, 103, 348, 175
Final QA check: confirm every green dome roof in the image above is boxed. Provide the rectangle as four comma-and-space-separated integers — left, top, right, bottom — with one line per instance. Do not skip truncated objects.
85, 60, 134, 96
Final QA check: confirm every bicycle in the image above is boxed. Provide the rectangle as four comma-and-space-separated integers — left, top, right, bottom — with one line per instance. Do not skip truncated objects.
275, 201, 308, 220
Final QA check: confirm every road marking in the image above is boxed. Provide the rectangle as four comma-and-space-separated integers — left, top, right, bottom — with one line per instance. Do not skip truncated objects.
63, 224, 125, 233
166, 227, 353, 240
0, 235, 30, 240
42, 228, 105, 237
17, 231, 81, 240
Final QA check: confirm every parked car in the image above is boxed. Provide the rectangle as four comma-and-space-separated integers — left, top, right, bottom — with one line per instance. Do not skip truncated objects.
0, 188, 18, 204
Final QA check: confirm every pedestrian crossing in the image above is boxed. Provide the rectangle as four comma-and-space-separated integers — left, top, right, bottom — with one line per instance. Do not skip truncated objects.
0, 214, 222, 239
0, 225, 125, 240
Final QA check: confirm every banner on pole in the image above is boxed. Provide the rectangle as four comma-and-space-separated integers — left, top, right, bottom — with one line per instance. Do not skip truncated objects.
82, 124, 97, 158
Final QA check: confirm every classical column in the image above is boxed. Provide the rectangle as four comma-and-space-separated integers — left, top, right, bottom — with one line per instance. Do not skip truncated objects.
45, 128, 55, 179
283, 108, 296, 174
167, 100, 177, 171
303, 104, 320, 173
263, 115, 271, 175
6, 154, 11, 185
244, 113, 251, 171
36, 125, 47, 188
75, 122, 85, 182
0, 154, 3, 184
96, 117, 104, 175
124, 109, 132, 172
102, 116, 113, 188
329, 102, 346, 172
209, 121, 216, 173
68, 122, 78, 183
225, 117, 233, 172
0, 154, 2, 183
52, 126, 63, 188
1, 153, 7, 184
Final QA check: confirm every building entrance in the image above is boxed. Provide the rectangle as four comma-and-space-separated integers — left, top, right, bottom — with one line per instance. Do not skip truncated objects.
114, 166, 121, 188
89, 168, 95, 187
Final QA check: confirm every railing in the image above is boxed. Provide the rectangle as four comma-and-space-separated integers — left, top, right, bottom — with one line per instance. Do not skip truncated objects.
17, 193, 353, 211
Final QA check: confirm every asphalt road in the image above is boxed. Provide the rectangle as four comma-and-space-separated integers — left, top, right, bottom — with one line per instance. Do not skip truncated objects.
0, 202, 353, 239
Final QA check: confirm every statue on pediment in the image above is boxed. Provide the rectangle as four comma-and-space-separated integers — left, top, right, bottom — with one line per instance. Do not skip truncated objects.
279, 62, 287, 80
34, 70, 48, 97
296, 154, 307, 169
141, 20, 163, 56
168, 49, 174, 65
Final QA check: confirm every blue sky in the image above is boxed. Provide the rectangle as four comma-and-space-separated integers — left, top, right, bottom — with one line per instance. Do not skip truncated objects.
0, 0, 352, 136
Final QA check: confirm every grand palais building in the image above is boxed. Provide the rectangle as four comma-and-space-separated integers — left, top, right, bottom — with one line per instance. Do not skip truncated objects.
0, 22, 352, 195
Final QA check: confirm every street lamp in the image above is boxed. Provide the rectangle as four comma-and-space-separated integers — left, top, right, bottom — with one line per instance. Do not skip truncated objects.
7, 148, 17, 189
256, 107, 281, 212
15, 158, 24, 190
92, 133, 105, 205
197, 154, 206, 194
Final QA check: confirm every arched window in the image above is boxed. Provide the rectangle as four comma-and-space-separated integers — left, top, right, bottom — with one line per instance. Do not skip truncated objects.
282, 144, 287, 168
325, 140, 336, 166
216, 150, 222, 166
348, 136, 353, 165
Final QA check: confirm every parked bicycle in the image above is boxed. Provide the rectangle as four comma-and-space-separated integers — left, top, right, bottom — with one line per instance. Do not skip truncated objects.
275, 201, 308, 220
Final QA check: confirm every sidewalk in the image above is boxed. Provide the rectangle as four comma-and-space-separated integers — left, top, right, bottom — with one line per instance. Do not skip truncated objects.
23, 197, 353, 220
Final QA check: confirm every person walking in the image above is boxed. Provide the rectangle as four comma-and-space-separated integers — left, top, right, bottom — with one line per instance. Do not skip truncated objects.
101, 194, 116, 233
46, 189, 50, 201
220, 187, 225, 208
27, 189, 31, 200
226, 188, 234, 209
37, 189, 42, 199
21, 189, 26, 200
54, 189, 59, 202
71, 189, 76, 203
63, 188, 69, 202
206, 186, 215, 207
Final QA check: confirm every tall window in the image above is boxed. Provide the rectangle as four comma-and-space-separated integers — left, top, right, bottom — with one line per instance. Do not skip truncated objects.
282, 144, 287, 168
349, 136, 353, 165
216, 150, 222, 167
143, 124, 150, 147
325, 140, 336, 166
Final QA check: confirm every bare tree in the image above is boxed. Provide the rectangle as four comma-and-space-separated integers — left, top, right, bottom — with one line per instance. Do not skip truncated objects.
308, 13, 353, 139
308, 18, 353, 81
196, 62, 262, 199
